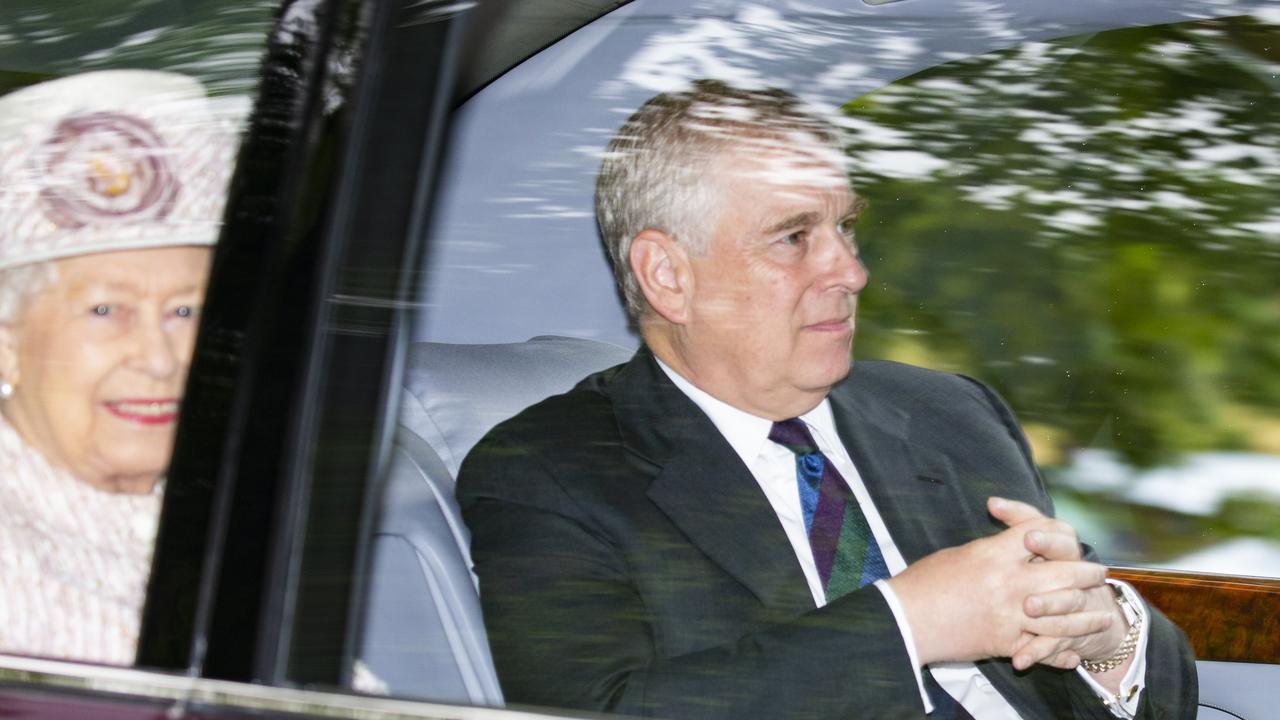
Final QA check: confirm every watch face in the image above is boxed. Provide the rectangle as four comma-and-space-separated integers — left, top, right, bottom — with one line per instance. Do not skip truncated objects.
1113, 586, 1140, 626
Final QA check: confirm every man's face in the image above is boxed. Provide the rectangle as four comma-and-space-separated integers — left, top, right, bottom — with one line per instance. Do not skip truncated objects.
675, 141, 868, 419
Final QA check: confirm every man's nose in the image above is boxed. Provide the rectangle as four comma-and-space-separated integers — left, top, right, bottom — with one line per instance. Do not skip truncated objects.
822, 232, 869, 295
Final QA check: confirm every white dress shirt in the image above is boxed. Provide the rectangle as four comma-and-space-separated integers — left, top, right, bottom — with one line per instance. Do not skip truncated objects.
656, 359, 1148, 718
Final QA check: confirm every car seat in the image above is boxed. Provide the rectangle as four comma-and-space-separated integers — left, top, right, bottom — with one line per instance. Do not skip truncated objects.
357, 335, 633, 704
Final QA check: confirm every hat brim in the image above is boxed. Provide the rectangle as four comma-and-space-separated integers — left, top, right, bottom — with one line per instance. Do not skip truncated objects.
0, 225, 219, 272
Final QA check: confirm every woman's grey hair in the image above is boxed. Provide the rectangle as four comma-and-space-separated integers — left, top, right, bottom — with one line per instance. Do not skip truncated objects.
0, 262, 57, 324
595, 79, 847, 318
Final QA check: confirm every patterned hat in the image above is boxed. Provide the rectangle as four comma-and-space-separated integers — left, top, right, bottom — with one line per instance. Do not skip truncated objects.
0, 70, 240, 271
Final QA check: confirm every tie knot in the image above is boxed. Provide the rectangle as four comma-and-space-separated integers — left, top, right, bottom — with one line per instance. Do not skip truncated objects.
769, 418, 819, 455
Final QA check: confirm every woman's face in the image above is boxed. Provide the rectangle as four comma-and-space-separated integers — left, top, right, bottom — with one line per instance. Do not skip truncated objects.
1, 245, 211, 493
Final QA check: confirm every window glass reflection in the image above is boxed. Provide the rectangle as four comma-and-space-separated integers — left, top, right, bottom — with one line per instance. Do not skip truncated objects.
843, 15, 1280, 576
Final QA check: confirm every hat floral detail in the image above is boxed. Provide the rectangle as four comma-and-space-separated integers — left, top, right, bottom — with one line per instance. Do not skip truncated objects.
35, 111, 181, 229
0, 70, 242, 272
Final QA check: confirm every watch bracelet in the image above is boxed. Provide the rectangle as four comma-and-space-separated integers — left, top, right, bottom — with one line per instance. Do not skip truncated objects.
1081, 608, 1143, 674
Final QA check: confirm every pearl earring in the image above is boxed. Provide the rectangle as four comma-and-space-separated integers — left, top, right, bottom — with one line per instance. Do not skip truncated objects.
0, 380, 12, 399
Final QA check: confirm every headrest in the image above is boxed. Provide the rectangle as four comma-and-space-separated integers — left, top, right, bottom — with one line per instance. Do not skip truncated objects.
399, 336, 633, 477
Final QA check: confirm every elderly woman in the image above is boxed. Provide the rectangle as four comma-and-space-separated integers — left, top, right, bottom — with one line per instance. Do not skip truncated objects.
0, 70, 237, 664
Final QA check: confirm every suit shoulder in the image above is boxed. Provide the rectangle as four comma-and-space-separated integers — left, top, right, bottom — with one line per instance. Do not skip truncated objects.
462, 365, 623, 472
495, 370, 619, 440
457, 367, 627, 508
839, 359, 990, 408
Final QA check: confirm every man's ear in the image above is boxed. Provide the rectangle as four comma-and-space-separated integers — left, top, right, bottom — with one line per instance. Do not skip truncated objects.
629, 229, 692, 325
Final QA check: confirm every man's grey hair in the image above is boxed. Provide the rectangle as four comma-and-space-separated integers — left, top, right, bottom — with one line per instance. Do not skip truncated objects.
0, 262, 56, 325
595, 79, 848, 318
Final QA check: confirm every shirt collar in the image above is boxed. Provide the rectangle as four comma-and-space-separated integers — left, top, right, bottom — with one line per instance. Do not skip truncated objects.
654, 356, 840, 464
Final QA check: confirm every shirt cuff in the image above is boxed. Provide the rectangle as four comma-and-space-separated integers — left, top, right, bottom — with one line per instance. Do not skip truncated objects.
873, 579, 934, 714
1075, 579, 1149, 718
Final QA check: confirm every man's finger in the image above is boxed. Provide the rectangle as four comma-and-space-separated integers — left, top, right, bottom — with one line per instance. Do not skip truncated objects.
1012, 634, 1088, 671
1025, 587, 1092, 618
1027, 559, 1108, 592
1024, 528, 1082, 561
1024, 609, 1113, 640
1038, 649, 1082, 671
1012, 634, 1073, 671
988, 496, 1045, 527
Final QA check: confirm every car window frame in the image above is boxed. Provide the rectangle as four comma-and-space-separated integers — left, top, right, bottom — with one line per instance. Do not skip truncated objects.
137, 0, 468, 689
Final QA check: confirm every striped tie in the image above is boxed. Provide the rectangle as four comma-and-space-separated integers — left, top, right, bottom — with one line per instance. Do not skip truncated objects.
769, 418, 971, 720
768, 418, 888, 599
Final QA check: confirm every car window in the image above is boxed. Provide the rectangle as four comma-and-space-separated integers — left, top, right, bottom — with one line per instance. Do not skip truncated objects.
841, 15, 1280, 578
0, 0, 273, 666
347, 1, 1280, 712
108, 1, 1257, 717
0, 1, 272, 95
420, 8, 1280, 582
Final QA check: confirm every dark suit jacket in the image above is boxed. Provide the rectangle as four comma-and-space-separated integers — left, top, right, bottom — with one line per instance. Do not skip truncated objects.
457, 348, 1197, 719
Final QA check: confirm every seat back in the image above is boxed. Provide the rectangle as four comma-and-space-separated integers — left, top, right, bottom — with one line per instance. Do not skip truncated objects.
358, 336, 633, 704
1195, 660, 1280, 719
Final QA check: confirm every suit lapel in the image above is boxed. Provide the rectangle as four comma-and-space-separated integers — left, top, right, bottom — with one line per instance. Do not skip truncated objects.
647, 447, 816, 613
611, 348, 814, 615
609, 354, 1063, 716
828, 381, 956, 564
830, 369, 1058, 718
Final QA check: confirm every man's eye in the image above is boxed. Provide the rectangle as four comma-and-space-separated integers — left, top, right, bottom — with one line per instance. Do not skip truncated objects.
780, 232, 804, 246
91, 304, 113, 317
174, 305, 195, 318
837, 218, 857, 238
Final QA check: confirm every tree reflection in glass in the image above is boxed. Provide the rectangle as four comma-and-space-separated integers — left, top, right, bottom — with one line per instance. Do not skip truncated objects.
843, 15, 1280, 576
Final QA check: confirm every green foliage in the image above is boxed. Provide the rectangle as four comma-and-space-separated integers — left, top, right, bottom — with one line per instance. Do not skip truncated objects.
0, 0, 277, 96
843, 15, 1280, 469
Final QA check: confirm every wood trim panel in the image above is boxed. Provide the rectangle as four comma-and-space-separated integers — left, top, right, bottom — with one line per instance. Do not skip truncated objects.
1109, 567, 1280, 664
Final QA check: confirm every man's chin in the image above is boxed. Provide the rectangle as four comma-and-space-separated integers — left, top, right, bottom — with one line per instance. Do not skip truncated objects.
798, 357, 854, 393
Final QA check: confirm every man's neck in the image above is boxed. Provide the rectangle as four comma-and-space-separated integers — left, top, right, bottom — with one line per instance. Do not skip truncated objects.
642, 324, 826, 421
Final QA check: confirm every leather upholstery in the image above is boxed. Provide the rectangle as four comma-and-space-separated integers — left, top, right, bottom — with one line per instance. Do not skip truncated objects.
358, 336, 632, 704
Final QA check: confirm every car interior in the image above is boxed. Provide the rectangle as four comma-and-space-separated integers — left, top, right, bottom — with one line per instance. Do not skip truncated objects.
359, 336, 1269, 718
359, 335, 633, 705
393, 2, 1280, 716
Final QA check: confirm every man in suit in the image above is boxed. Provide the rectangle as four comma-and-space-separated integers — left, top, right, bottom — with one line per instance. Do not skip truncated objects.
457, 80, 1196, 719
